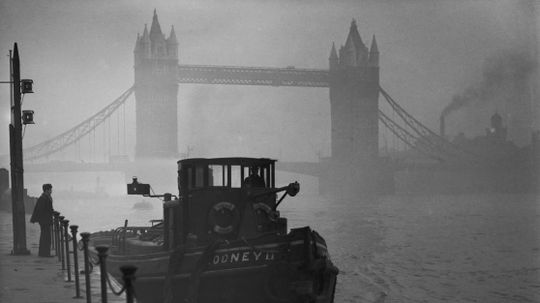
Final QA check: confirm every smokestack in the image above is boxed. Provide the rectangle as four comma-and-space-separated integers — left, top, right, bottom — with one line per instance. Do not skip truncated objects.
440, 114, 446, 138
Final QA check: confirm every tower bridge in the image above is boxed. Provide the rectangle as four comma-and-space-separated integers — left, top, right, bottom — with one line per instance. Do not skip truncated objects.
15, 11, 477, 194
135, 11, 379, 167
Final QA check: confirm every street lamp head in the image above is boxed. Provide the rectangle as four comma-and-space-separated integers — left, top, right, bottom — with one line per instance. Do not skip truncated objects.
20, 79, 33, 94
22, 110, 34, 125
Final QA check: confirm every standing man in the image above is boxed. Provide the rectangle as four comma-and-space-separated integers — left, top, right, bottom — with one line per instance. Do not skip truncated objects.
30, 183, 54, 257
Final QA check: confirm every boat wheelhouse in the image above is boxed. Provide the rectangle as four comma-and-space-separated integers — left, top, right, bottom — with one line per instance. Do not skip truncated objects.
91, 157, 338, 303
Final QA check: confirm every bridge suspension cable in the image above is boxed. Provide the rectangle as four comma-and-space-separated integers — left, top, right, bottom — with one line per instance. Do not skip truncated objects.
378, 86, 481, 162
378, 110, 444, 162
23, 86, 134, 161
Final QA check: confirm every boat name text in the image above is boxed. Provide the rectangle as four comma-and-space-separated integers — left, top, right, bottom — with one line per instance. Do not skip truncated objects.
211, 250, 275, 265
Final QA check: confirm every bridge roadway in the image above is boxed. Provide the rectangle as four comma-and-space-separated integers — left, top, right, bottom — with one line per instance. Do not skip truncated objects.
21, 158, 445, 176
177, 64, 330, 87
22, 160, 322, 177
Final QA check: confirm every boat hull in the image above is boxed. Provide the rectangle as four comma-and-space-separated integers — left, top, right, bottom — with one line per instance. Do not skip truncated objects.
91, 227, 338, 303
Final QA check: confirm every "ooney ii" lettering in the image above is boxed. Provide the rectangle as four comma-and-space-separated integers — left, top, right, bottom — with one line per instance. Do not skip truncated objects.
211, 250, 276, 265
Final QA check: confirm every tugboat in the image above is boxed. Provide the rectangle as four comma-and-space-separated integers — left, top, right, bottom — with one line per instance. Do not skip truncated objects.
91, 157, 338, 303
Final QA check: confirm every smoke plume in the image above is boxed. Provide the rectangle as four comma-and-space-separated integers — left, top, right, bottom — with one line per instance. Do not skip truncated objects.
442, 50, 537, 118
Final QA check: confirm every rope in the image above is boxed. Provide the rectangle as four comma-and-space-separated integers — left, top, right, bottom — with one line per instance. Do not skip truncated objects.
105, 272, 126, 296
87, 262, 94, 273
89, 253, 100, 266
75, 239, 95, 272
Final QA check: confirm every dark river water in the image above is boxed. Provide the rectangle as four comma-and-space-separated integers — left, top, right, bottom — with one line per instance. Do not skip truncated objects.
25, 171, 540, 303
283, 192, 540, 303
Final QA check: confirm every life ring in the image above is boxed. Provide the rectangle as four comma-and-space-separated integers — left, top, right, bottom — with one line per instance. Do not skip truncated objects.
208, 201, 239, 235
254, 203, 280, 222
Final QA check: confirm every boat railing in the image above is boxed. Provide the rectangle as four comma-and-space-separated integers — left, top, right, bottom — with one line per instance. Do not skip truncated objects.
112, 224, 164, 253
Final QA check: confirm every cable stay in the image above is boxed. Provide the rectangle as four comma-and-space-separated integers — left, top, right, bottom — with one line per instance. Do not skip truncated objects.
378, 110, 444, 162
379, 86, 481, 162
24, 86, 134, 161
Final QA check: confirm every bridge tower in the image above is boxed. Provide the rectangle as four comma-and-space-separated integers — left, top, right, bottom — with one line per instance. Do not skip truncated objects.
322, 20, 386, 194
329, 20, 379, 163
134, 10, 178, 158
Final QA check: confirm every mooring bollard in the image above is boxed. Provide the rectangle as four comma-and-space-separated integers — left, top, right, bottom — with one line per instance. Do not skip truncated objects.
80, 232, 92, 303
120, 265, 137, 303
70, 225, 82, 298
62, 219, 72, 282
59, 216, 66, 269
96, 246, 109, 303
53, 212, 60, 258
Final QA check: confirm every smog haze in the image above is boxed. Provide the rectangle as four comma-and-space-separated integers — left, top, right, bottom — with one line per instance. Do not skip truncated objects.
0, 0, 538, 161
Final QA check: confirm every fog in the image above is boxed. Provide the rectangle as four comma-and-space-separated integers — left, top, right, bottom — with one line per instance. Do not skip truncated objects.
1, 2, 539, 301
0, 0, 538, 160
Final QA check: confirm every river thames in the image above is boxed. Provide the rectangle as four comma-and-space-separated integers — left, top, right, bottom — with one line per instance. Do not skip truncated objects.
21, 171, 540, 303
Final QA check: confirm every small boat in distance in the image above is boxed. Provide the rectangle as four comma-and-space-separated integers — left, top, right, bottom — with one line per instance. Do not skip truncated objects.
91, 157, 338, 303
132, 200, 154, 210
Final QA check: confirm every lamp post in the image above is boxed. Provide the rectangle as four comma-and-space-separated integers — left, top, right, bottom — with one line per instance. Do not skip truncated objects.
2, 42, 34, 255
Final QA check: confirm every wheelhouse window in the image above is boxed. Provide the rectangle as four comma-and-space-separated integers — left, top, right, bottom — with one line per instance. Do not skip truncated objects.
185, 166, 209, 189
209, 165, 226, 187
178, 159, 276, 191
230, 165, 242, 188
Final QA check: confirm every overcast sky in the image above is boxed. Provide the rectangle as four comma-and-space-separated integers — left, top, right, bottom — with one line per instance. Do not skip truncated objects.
0, 0, 537, 162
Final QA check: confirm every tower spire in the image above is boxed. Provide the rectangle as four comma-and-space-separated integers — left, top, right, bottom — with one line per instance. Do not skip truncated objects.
344, 18, 368, 66
167, 25, 178, 59
134, 33, 140, 52
149, 9, 164, 41
368, 35, 379, 67
139, 24, 151, 58
329, 42, 339, 69
168, 25, 177, 44
149, 10, 166, 57
347, 19, 366, 51
342, 31, 357, 66
142, 24, 150, 41
369, 35, 378, 53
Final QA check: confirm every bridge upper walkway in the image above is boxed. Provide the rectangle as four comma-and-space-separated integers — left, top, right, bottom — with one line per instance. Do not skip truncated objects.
177, 64, 329, 87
